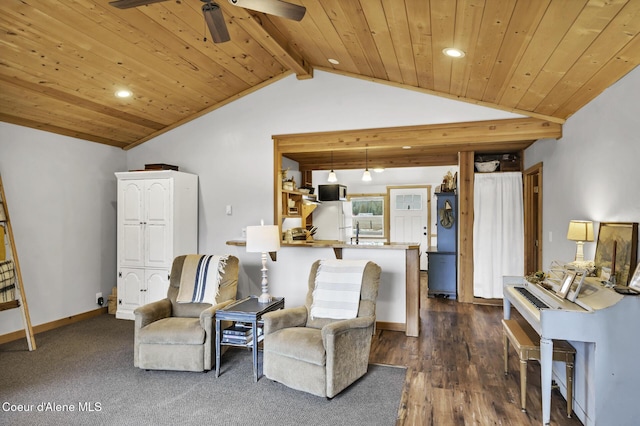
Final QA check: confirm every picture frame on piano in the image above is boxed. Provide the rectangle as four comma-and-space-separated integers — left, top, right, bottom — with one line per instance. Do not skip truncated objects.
630, 263, 640, 292
616, 263, 640, 295
557, 271, 577, 299
594, 222, 638, 285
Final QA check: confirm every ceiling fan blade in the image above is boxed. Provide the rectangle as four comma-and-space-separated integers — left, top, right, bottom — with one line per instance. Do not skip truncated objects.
202, 2, 231, 44
228, 0, 306, 21
109, 0, 169, 9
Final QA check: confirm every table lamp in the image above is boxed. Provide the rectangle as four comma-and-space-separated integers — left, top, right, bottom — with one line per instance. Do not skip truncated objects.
566, 220, 594, 262
246, 220, 280, 303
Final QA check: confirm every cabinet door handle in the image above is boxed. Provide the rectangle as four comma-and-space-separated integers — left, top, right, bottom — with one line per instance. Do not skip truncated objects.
118, 272, 122, 278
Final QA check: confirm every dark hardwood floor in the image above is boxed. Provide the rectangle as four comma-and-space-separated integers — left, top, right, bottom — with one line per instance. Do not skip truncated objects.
369, 277, 583, 426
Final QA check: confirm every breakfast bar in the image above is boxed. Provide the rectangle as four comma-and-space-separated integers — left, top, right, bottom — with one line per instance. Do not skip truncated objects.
226, 240, 420, 337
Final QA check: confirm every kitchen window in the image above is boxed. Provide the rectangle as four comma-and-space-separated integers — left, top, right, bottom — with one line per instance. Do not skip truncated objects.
350, 195, 385, 238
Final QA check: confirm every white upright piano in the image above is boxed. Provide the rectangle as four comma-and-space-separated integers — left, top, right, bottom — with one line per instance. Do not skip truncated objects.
503, 275, 640, 426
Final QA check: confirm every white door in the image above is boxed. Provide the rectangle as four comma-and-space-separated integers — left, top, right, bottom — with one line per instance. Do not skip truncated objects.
118, 268, 144, 317
390, 187, 430, 270
145, 269, 170, 304
145, 179, 172, 268
119, 180, 145, 267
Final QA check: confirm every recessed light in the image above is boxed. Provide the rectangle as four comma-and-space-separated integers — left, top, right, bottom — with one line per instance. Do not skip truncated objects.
115, 89, 132, 98
402, 146, 412, 150
328, 58, 340, 65
442, 48, 465, 58
373, 168, 385, 173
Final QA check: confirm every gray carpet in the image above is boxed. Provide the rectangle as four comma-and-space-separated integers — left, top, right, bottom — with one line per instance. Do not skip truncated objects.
0, 314, 406, 425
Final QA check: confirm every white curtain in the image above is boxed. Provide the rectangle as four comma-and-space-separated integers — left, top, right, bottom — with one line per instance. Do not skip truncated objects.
473, 172, 524, 298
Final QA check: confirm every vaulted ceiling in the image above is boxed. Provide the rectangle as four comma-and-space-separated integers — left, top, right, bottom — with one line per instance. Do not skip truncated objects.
1, 0, 638, 169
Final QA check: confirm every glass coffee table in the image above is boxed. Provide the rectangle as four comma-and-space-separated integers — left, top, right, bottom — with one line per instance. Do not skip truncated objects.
215, 296, 284, 381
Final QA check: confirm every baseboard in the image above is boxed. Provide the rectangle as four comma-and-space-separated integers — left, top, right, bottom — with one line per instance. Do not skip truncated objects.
472, 297, 502, 306
1, 313, 405, 344
376, 321, 405, 332
0, 307, 108, 346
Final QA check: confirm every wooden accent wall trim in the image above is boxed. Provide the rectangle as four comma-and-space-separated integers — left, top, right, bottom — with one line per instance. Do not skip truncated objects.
0, 308, 108, 346
524, 162, 544, 274
457, 151, 475, 303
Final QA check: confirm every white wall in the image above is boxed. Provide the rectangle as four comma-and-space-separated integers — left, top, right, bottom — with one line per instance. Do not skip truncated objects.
525, 66, 640, 271
0, 123, 125, 335
524, 65, 640, 426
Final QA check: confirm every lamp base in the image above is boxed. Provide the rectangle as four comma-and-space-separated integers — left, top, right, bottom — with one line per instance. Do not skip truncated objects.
574, 241, 585, 262
258, 292, 272, 303
258, 251, 272, 304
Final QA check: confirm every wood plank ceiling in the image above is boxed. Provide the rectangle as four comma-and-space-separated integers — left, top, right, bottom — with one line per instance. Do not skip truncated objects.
1, 0, 639, 169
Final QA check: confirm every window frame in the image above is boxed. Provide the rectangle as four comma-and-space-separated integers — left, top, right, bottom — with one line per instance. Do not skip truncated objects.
347, 193, 388, 240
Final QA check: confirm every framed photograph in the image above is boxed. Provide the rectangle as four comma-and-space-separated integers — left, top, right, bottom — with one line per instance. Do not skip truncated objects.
594, 222, 638, 285
630, 263, 640, 293
557, 271, 577, 299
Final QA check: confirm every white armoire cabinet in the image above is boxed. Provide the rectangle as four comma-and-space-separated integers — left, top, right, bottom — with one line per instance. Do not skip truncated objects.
115, 170, 198, 319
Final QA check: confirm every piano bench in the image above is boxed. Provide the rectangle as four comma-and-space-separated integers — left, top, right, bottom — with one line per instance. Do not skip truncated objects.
502, 319, 575, 417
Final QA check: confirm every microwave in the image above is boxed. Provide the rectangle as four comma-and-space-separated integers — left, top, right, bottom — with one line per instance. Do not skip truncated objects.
318, 184, 347, 201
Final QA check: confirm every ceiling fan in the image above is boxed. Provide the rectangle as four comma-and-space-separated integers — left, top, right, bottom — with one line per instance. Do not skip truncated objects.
109, 0, 306, 43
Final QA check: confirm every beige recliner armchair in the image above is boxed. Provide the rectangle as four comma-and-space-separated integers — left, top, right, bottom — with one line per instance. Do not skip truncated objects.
262, 259, 381, 397
134, 254, 239, 372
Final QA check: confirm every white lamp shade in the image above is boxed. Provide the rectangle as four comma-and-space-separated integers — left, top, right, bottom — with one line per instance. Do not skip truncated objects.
362, 169, 372, 181
327, 170, 337, 182
567, 220, 594, 242
246, 225, 281, 253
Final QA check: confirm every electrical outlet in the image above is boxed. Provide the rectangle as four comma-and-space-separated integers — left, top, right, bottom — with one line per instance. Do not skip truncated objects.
96, 292, 103, 305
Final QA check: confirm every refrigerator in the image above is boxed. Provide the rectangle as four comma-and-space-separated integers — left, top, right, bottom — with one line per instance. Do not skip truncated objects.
312, 201, 352, 241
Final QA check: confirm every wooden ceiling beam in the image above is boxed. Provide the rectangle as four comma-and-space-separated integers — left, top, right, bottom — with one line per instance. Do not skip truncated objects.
275, 117, 562, 153
223, 4, 313, 79
276, 118, 559, 171
299, 153, 460, 170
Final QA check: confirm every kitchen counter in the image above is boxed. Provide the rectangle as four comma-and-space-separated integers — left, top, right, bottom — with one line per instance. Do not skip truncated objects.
227, 239, 419, 249
226, 239, 420, 337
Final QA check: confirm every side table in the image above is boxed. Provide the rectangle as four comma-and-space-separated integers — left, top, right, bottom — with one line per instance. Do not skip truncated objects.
215, 296, 284, 382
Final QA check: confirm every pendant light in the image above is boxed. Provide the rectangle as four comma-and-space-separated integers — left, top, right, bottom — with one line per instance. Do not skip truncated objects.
362, 149, 372, 181
327, 151, 337, 182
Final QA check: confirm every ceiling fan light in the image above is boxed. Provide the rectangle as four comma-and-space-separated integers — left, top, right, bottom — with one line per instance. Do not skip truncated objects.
327, 170, 337, 182
203, 2, 230, 44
